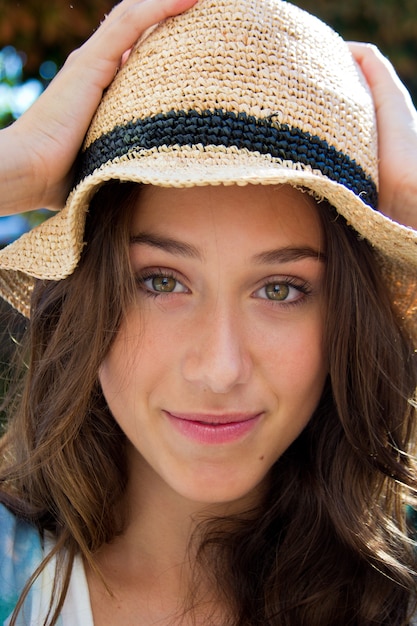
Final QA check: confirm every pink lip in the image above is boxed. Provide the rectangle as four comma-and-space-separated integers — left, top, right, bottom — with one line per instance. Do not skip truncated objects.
164, 411, 263, 444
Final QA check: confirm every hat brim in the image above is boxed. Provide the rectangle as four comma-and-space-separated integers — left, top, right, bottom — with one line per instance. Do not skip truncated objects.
0, 146, 416, 321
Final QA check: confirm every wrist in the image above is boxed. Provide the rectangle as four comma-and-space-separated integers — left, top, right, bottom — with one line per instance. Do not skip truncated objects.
380, 177, 417, 231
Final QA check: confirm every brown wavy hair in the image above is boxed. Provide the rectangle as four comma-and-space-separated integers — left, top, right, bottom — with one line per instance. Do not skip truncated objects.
1, 182, 416, 625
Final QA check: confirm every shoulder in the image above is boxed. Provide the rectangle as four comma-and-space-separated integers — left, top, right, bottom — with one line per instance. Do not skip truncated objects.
0, 503, 43, 623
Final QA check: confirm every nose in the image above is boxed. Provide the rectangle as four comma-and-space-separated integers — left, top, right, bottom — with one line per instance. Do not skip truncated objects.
181, 303, 252, 394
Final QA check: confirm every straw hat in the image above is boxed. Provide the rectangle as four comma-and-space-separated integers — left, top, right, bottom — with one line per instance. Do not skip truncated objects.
0, 0, 416, 328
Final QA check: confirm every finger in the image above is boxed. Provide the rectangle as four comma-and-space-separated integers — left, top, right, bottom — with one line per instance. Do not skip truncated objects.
121, 48, 132, 67
348, 43, 401, 91
348, 42, 416, 120
85, 0, 199, 74
26, 0, 198, 146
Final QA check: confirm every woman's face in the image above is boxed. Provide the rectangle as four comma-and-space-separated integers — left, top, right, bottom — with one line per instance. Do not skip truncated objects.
99, 184, 328, 507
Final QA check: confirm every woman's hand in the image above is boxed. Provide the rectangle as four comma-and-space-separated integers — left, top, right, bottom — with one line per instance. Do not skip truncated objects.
0, 0, 198, 216
349, 42, 417, 230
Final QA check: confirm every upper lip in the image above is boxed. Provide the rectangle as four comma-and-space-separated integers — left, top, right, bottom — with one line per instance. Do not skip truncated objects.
164, 411, 263, 424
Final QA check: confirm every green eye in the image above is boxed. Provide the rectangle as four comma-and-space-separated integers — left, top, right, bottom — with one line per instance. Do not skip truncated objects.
140, 272, 188, 296
151, 276, 178, 292
265, 283, 290, 301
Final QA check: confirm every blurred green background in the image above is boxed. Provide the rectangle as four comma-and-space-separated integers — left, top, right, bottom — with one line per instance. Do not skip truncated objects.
0, 0, 416, 421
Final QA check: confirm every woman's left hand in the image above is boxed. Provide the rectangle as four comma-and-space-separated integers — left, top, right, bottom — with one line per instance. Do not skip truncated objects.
349, 42, 417, 230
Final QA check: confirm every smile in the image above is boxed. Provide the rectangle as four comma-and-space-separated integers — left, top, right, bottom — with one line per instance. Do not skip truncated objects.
163, 411, 264, 444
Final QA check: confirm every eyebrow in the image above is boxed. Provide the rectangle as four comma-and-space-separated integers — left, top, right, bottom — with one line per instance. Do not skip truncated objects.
130, 233, 202, 259
252, 246, 326, 265
130, 233, 326, 264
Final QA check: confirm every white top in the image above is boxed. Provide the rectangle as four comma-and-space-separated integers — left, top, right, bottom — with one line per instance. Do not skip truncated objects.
53, 551, 94, 626
1, 504, 416, 625
26, 536, 94, 626
63, 555, 94, 625
0, 504, 93, 625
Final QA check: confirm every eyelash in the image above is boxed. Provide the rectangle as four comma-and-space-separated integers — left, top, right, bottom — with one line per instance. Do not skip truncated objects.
137, 269, 188, 299
136, 269, 312, 306
254, 276, 312, 307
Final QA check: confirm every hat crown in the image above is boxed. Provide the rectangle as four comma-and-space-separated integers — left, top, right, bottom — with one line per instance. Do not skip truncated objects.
82, 0, 377, 191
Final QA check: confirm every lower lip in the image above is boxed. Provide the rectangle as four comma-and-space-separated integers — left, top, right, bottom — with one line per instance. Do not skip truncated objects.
164, 412, 263, 444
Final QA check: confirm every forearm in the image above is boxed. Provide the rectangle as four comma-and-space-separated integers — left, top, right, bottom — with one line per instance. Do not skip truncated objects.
0, 125, 44, 216
386, 181, 417, 231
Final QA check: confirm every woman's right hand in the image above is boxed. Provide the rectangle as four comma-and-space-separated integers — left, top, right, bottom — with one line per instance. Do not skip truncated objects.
0, 0, 198, 216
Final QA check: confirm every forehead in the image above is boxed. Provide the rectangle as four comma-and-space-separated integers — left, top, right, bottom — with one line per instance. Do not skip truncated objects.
130, 184, 324, 252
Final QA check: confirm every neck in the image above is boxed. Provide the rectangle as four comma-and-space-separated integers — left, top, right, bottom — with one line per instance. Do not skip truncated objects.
118, 446, 261, 570
87, 447, 263, 623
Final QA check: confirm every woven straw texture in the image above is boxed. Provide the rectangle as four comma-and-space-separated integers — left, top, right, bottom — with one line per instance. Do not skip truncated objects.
0, 0, 416, 328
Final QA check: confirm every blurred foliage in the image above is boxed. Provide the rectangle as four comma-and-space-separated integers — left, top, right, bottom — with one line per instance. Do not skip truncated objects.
0, 45, 44, 128
0, 0, 114, 78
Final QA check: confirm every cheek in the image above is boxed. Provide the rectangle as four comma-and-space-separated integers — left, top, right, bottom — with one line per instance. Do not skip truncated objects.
98, 350, 126, 421
98, 323, 140, 412
98, 312, 169, 412
283, 337, 326, 389
259, 313, 327, 387
260, 323, 328, 449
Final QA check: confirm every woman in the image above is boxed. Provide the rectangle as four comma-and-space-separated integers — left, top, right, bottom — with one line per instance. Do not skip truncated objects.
0, 0, 416, 624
